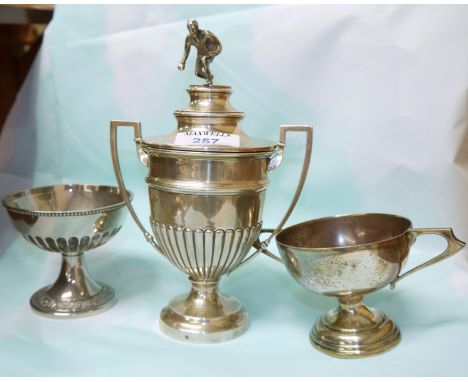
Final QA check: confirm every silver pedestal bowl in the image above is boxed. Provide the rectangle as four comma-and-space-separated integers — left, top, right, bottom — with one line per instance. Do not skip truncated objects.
2, 184, 131, 318
264, 213, 465, 358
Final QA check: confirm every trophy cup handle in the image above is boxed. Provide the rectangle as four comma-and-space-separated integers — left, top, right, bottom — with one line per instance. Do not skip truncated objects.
390, 228, 465, 288
254, 228, 283, 264
235, 125, 313, 268
110, 120, 162, 252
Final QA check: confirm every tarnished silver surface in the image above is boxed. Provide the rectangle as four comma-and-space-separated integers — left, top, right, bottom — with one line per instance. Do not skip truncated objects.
2, 184, 130, 318
109, 19, 313, 343
268, 213, 466, 357
111, 113, 312, 344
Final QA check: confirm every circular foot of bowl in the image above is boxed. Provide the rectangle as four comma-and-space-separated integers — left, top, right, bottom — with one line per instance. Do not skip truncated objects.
310, 307, 401, 358
159, 292, 248, 344
30, 283, 116, 318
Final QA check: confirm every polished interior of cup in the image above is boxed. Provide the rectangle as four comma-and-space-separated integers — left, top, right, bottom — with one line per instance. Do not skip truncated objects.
276, 213, 411, 249
3, 184, 128, 214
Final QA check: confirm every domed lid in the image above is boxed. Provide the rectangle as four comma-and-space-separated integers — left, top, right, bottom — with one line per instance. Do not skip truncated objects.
142, 85, 276, 154
141, 19, 276, 154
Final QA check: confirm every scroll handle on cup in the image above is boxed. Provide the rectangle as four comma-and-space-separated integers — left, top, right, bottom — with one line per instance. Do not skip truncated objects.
390, 228, 465, 288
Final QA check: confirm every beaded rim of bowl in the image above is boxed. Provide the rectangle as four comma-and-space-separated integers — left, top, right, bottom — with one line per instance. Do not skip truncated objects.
2, 184, 132, 217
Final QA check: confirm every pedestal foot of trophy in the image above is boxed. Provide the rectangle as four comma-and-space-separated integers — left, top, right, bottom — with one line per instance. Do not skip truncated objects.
159, 278, 248, 343
310, 294, 400, 358
30, 253, 116, 318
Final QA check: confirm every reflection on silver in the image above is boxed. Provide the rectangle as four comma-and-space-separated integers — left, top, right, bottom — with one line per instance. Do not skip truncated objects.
266, 213, 465, 358
2, 184, 131, 318
110, 19, 314, 343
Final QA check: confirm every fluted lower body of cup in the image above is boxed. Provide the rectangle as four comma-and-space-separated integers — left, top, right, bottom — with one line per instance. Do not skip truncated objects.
150, 187, 264, 343
152, 222, 262, 279
152, 221, 261, 343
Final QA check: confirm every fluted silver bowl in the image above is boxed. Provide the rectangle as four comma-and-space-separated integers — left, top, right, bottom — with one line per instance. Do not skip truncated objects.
3, 184, 131, 318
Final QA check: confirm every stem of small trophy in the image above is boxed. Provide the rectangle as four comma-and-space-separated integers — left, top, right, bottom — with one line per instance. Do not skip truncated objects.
335, 294, 377, 327
47, 252, 103, 300
30, 251, 116, 317
338, 294, 366, 314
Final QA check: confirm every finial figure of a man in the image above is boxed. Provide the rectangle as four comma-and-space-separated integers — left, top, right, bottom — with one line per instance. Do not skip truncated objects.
178, 19, 222, 85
